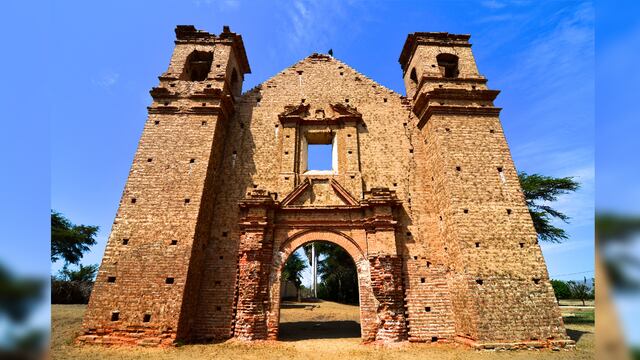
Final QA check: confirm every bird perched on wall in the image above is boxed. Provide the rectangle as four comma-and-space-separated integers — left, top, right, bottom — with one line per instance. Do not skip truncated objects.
328, 49, 333, 57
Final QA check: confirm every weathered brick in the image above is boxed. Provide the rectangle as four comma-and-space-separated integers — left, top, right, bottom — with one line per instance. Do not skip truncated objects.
79, 27, 571, 350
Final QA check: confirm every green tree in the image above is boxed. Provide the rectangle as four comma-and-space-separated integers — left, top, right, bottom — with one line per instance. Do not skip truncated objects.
518, 172, 580, 243
596, 213, 640, 291
567, 277, 592, 306
57, 264, 98, 282
51, 210, 99, 266
282, 252, 307, 301
550, 279, 571, 301
0, 263, 46, 356
317, 243, 359, 305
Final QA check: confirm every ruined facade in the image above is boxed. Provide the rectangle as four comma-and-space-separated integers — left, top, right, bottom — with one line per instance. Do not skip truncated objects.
79, 26, 573, 349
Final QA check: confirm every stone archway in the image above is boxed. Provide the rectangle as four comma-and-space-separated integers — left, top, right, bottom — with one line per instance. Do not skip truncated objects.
233, 189, 407, 343
266, 230, 377, 341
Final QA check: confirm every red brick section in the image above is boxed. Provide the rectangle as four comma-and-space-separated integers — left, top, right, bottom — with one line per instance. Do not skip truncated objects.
80, 26, 572, 350
234, 190, 276, 340
369, 256, 407, 342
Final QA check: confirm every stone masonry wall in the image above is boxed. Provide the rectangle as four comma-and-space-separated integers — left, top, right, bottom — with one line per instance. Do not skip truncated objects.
81, 27, 571, 349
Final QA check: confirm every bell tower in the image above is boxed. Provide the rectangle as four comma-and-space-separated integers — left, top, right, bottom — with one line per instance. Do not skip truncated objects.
79, 25, 250, 346
400, 32, 572, 348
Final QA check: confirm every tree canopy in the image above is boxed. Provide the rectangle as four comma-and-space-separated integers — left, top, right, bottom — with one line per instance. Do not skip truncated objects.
282, 252, 306, 290
518, 172, 580, 243
51, 210, 99, 266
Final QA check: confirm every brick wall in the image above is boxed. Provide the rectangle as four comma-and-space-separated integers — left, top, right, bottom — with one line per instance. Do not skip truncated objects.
80, 27, 572, 350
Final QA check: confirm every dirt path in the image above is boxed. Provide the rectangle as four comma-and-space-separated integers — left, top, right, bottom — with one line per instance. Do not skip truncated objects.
52, 302, 593, 359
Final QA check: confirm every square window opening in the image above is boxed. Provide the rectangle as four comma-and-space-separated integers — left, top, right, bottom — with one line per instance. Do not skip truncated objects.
306, 133, 336, 172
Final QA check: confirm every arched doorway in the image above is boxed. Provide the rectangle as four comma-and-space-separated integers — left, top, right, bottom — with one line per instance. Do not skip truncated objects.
268, 230, 377, 341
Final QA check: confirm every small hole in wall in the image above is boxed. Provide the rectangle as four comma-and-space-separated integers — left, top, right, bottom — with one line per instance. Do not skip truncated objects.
444, 247, 448, 251
475, 242, 480, 248
253, 184, 258, 189
347, 134, 352, 137
284, 176, 290, 180
202, 103, 206, 107
301, 99, 306, 103
438, 84, 443, 88
348, 150, 352, 154
190, 158, 195, 163
406, 231, 411, 236
472, 85, 477, 90
383, 98, 387, 102
184, 198, 190, 204
107, 276, 116, 283
202, 121, 208, 126
506, 209, 512, 215
222, 232, 228, 237
421, 278, 425, 283
426, 261, 431, 268
165, 277, 174, 284
425, 306, 431, 312
533, 278, 541, 284
111, 312, 119, 321
275, 124, 279, 128
206, 84, 211, 88
497, 167, 503, 173
345, 99, 349, 103
456, 166, 461, 171
216, 306, 222, 311
154, 120, 160, 125
169, 83, 176, 87
285, 151, 289, 155
219, 256, 224, 260
445, 128, 450, 132
463, 209, 469, 214
286, 134, 290, 138
476, 279, 484, 285
439, 216, 443, 221
413, 256, 418, 260
215, 280, 221, 285
519, 242, 525, 248
164, 102, 169, 106
340, 72, 344, 76
394, 183, 398, 187
403, 122, 407, 127
170, 240, 178, 245
143, 314, 151, 323
216, 64, 221, 68
431, 336, 438, 342
489, 129, 495, 133
409, 149, 414, 153
233, 151, 237, 155
256, 98, 261, 103
350, 175, 355, 179
296, 70, 303, 75
131, 198, 137, 204
122, 239, 129, 245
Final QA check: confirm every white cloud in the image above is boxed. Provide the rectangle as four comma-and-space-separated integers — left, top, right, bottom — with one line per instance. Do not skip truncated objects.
92, 71, 119, 89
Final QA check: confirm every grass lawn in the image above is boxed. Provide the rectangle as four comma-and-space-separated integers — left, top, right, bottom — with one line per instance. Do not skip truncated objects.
51, 302, 593, 359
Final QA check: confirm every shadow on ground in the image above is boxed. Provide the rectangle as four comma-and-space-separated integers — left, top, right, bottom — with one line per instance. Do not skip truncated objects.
566, 328, 591, 343
279, 320, 360, 341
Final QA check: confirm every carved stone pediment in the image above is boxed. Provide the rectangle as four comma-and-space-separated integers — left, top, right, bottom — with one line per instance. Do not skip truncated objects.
278, 102, 362, 125
329, 103, 361, 118
278, 103, 310, 120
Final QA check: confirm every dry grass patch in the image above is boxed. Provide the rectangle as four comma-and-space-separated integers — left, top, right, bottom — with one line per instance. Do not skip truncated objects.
52, 302, 593, 360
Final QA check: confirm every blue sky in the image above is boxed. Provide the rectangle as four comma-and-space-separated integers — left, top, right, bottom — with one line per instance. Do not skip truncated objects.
2, 0, 605, 344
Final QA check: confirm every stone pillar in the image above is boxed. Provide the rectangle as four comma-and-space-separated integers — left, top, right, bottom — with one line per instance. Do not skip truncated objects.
362, 188, 406, 342
233, 190, 275, 340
